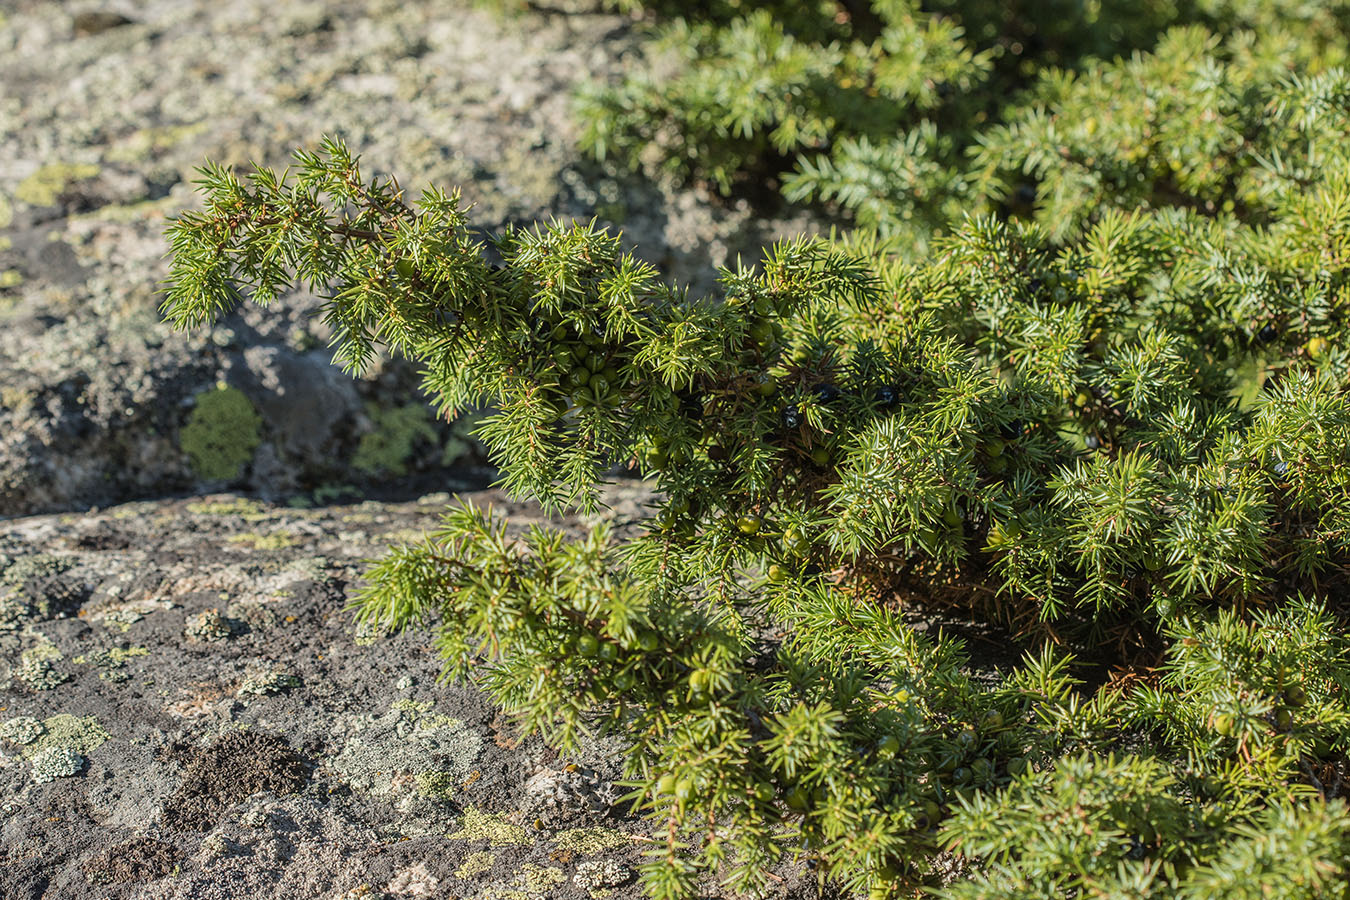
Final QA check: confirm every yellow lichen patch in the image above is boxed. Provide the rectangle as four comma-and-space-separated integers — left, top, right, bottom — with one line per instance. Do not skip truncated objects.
449, 808, 531, 847
0, 388, 34, 413
455, 851, 496, 879
184, 496, 269, 519
552, 827, 633, 857
517, 864, 566, 895
0, 270, 22, 289
104, 123, 209, 163
226, 532, 298, 551
15, 163, 101, 207
13, 713, 110, 760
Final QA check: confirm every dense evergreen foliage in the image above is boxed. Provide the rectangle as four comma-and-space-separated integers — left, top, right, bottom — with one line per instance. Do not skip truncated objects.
162, 3, 1350, 895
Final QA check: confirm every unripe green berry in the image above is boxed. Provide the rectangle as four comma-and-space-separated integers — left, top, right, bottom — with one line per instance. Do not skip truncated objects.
956, 727, 978, 752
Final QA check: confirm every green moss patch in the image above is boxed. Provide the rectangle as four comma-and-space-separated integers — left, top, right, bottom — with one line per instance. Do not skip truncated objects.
353, 402, 437, 476
180, 384, 262, 481
1, 713, 110, 783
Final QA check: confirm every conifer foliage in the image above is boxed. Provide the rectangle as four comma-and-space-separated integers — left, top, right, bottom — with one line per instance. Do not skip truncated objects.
163, 4, 1350, 894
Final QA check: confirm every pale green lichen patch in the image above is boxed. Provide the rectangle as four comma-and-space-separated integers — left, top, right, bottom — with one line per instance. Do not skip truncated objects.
573, 860, 631, 894
0, 586, 26, 631
1, 713, 110, 783
475, 862, 566, 900
0, 554, 79, 630
333, 699, 483, 798
15, 163, 101, 207
104, 123, 208, 163
16, 641, 69, 690
450, 808, 531, 847
0, 716, 42, 745
184, 608, 234, 643
455, 851, 497, 879
1, 553, 75, 588
552, 827, 632, 856
235, 664, 300, 697
30, 744, 85, 783
181, 384, 263, 481
184, 496, 268, 518
353, 402, 437, 476
415, 770, 461, 800
226, 531, 298, 551
73, 645, 149, 682
0, 191, 11, 228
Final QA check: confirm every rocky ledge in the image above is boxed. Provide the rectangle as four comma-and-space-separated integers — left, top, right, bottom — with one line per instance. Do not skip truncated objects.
1, 482, 830, 900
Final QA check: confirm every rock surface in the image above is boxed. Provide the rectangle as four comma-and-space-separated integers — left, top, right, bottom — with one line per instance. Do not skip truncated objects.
0, 0, 811, 518
0, 483, 827, 899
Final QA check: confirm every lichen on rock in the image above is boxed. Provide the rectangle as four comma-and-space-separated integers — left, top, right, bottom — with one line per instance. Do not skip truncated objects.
574, 860, 631, 893
184, 608, 235, 643
14, 162, 102, 207
449, 807, 531, 847
332, 698, 484, 798
29, 744, 85, 783
455, 851, 497, 879
16, 641, 70, 690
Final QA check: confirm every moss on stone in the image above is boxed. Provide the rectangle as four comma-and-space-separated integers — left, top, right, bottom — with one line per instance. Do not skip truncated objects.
181, 384, 263, 481
353, 402, 437, 476
15, 162, 101, 207
449, 808, 531, 847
